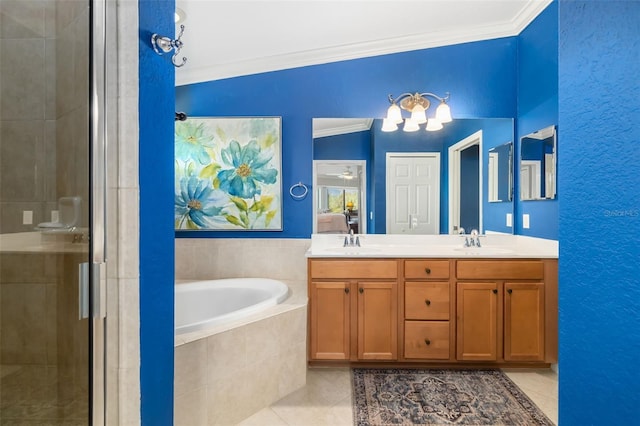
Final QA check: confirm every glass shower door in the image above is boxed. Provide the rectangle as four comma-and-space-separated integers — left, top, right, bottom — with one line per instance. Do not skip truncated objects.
0, 0, 105, 424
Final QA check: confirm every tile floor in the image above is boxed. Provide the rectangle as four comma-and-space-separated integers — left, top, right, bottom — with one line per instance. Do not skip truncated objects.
239, 367, 558, 426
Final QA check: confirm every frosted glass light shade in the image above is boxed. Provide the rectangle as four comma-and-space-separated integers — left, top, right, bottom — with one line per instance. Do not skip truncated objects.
425, 118, 443, 131
435, 101, 452, 123
403, 119, 419, 132
381, 118, 398, 132
386, 103, 403, 124
410, 104, 427, 124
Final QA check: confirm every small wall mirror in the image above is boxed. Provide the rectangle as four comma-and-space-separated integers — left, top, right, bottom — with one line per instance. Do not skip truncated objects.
520, 125, 557, 201
488, 142, 513, 202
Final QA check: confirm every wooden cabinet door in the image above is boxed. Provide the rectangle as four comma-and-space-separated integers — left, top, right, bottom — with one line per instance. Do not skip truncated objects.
357, 281, 397, 360
504, 282, 545, 361
456, 282, 498, 361
310, 281, 351, 360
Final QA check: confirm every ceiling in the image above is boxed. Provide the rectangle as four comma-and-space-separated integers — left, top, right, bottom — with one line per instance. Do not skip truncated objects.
175, 0, 552, 86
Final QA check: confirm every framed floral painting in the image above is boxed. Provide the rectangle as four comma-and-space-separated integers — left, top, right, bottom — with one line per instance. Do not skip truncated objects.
175, 117, 282, 231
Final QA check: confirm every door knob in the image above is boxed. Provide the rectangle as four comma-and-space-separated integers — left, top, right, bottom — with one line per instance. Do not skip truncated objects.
344, 288, 350, 294
425, 299, 431, 306
424, 339, 431, 346
359, 288, 364, 294
425, 268, 431, 274
492, 289, 498, 294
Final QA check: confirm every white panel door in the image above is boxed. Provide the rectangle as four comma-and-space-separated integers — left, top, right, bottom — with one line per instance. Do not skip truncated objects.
386, 153, 440, 234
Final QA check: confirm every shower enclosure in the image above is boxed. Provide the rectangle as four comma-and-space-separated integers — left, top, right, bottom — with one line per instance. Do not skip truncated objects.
0, 0, 108, 423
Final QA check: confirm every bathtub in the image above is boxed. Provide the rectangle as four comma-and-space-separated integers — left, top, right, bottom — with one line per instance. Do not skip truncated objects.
175, 277, 289, 335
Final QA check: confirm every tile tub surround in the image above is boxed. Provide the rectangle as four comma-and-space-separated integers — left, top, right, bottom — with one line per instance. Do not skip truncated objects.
174, 305, 307, 426
174, 238, 310, 424
175, 238, 310, 282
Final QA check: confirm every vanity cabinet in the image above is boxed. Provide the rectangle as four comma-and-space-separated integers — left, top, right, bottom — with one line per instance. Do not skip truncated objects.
308, 256, 557, 367
456, 260, 546, 362
308, 260, 397, 361
403, 260, 452, 360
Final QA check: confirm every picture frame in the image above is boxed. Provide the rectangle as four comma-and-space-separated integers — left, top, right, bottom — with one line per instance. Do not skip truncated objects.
174, 116, 283, 231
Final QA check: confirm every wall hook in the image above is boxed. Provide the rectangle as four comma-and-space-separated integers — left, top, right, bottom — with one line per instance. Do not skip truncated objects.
151, 24, 187, 68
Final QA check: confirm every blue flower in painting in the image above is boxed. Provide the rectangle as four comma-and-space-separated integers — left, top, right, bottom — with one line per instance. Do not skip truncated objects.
175, 177, 225, 229
175, 121, 214, 164
216, 140, 278, 199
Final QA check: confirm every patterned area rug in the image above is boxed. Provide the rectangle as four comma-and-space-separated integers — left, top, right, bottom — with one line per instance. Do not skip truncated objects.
352, 369, 554, 425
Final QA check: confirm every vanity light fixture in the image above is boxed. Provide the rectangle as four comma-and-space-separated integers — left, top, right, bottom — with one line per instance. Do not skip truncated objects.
382, 92, 452, 132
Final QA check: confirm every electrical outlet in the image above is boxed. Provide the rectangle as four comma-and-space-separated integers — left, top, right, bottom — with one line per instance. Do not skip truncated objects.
523, 214, 530, 229
506, 213, 513, 227
23, 210, 33, 225
51, 210, 59, 222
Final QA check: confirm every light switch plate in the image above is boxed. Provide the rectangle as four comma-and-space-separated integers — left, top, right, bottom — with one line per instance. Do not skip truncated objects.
23, 210, 33, 225
506, 213, 513, 227
523, 214, 530, 229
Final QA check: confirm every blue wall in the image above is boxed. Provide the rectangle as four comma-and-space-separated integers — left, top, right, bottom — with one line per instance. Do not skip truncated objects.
176, 37, 518, 238
139, 1, 175, 424
460, 145, 480, 232
313, 130, 371, 161
516, 1, 559, 239
558, 1, 640, 424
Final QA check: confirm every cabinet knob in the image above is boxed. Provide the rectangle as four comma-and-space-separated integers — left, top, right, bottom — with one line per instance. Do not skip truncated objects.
425, 267, 431, 274
425, 299, 431, 306
359, 288, 364, 294
507, 289, 513, 294
344, 287, 349, 294
424, 339, 431, 346
492, 289, 498, 294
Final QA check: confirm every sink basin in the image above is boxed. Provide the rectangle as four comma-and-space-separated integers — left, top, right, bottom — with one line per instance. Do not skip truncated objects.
453, 247, 514, 255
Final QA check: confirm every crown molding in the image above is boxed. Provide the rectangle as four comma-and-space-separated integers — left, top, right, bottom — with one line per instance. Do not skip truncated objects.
313, 119, 374, 139
176, 0, 553, 87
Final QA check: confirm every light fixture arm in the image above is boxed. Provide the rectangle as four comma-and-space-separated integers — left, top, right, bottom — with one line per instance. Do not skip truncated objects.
387, 91, 450, 110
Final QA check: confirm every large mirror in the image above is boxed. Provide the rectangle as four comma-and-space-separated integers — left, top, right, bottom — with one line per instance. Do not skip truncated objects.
488, 142, 513, 202
520, 125, 557, 201
312, 118, 515, 235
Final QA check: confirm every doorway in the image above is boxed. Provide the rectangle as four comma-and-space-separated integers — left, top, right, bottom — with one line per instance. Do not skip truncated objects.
448, 131, 483, 234
313, 160, 367, 234
386, 153, 440, 234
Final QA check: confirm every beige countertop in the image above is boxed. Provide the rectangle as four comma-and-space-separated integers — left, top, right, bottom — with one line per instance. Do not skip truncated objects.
306, 234, 558, 259
0, 231, 89, 254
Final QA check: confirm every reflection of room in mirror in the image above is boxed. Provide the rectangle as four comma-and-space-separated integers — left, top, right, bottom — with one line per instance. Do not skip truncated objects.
313, 160, 366, 234
520, 125, 557, 201
312, 117, 516, 235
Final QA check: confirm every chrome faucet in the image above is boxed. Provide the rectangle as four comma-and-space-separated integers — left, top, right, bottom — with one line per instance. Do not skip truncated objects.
462, 229, 481, 247
344, 229, 360, 247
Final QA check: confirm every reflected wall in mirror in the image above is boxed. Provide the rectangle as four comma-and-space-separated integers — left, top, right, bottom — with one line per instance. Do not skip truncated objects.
520, 125, 557, 201
488, 142, 513, 202
312, 118, 515, 235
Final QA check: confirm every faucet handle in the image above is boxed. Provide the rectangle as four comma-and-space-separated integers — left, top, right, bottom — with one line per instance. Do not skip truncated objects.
343, 236, 349, 247
355, 236, 360, 247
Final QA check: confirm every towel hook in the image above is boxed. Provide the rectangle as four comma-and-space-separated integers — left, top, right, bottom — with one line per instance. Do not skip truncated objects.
289, 182, 308, 200
151, 24, 187, 67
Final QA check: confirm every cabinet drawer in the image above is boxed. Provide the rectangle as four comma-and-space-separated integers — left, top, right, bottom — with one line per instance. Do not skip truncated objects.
405, 282, 449, 320
310, 260, 397, 279
456, 260, 544, 280
404, 321, 450, 360
404, 260, 450, 279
